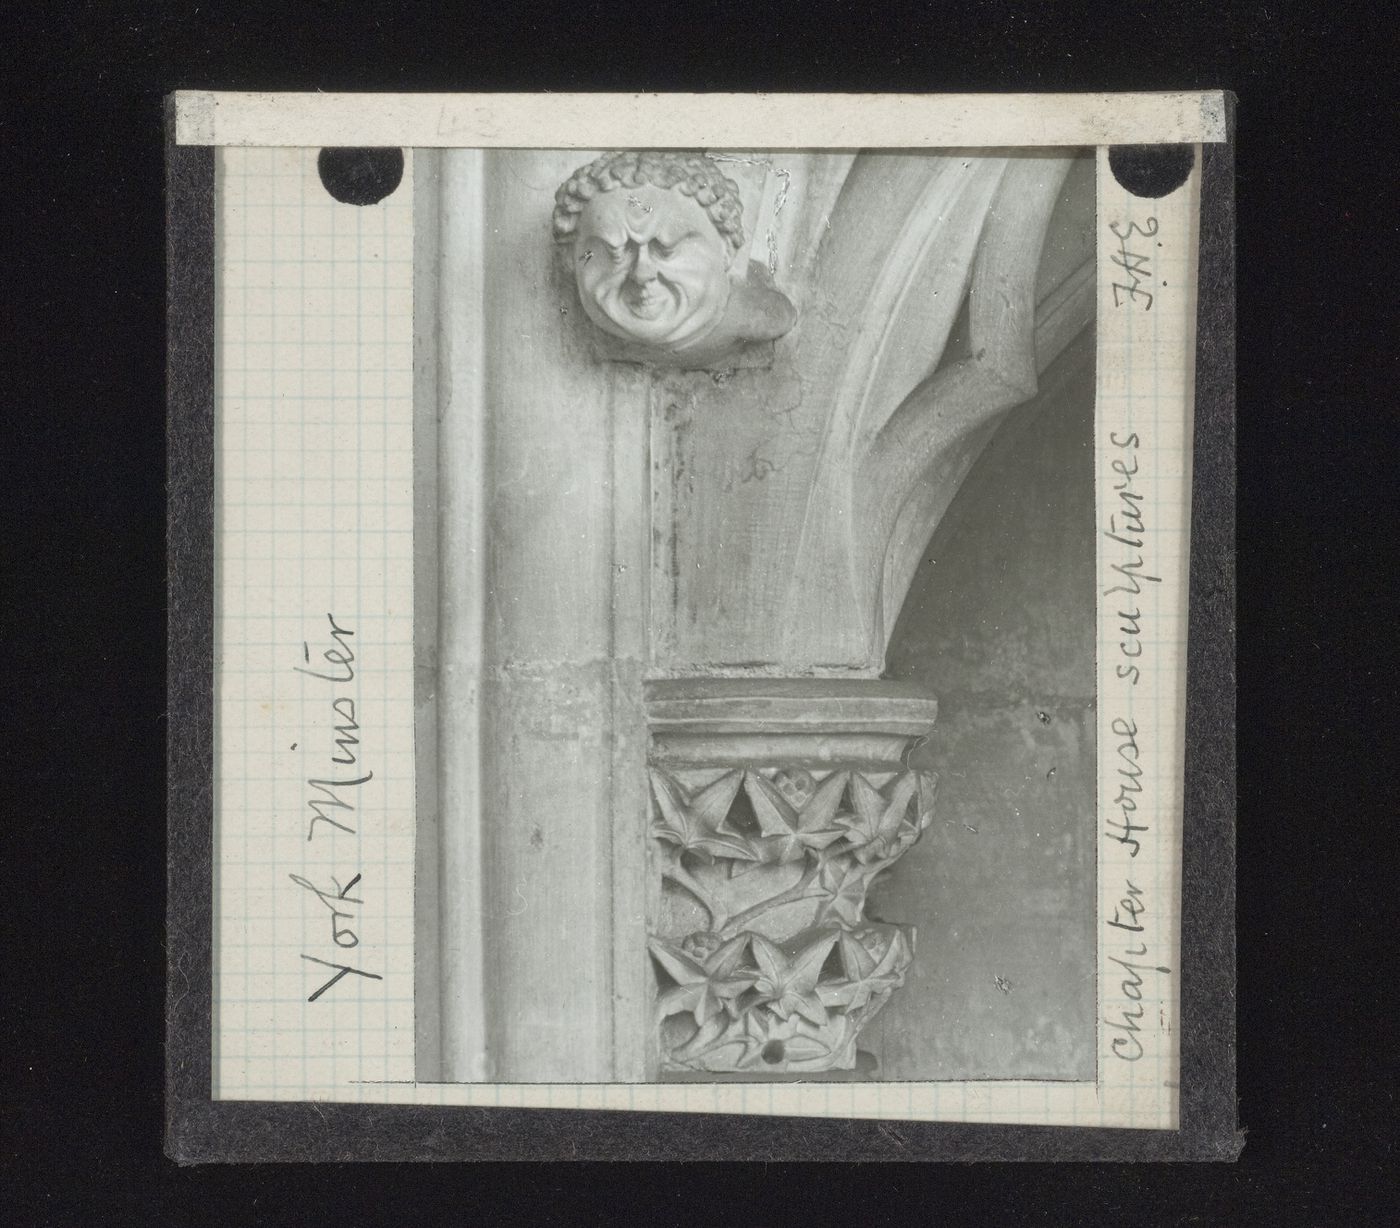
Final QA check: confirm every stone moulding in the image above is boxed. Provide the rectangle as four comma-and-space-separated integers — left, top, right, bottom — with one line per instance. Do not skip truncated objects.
645, 679, 937, 1075
642, 152, 1087, 674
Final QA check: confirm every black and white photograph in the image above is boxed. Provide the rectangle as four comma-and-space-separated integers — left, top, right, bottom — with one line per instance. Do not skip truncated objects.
410, 145, 1099, 1086
13, 0, 1392, 1207
167, 90, 1221, 1143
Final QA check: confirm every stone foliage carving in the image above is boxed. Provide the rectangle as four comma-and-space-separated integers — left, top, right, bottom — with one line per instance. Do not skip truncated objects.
553, 152, 797, 368
648, 763, 935, 1073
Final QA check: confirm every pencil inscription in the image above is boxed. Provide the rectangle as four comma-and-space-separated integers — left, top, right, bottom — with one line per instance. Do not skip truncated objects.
1108, 216, 1158, 311
1105, 716, 1148, 857
299, 615, 373, 840
1103, 430, 1160, 688
1103, 879, 1172, 1062
293, 613, 380, 1001
1096, 208, 1180, 1081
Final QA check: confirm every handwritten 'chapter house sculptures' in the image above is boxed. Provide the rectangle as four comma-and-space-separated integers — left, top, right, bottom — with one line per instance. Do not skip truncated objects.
553, 152, 797, 367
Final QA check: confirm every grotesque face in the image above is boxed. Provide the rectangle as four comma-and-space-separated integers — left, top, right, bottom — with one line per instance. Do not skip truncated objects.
573, 183, 734, 351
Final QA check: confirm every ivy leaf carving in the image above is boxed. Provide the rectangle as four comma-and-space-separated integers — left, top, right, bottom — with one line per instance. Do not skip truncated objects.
730, 1010, 774, 1068
743, 770, 849, 864
837, 772, 920, 862
811, 857, 872, 927
650, 933, 757, 1027
817, 927, 911, 1012
732, 1011, 836, 1069
649, 768, 758, 863
770, 1031, 837, 1064
670, 1013, 735, 1065
749, 930, 839, 1027
898, 771, 937, 849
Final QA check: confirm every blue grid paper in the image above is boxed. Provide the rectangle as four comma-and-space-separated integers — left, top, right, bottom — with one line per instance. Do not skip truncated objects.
211, 145, 1195, 1127
213, 146, 417, 1102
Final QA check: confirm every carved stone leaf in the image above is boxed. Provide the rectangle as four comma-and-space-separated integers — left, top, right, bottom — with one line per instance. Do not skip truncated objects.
729, 1011, 774, 1069
818, 928, 911, 1012
670, 994, 841, 1070
747, 769, 849, 834
649, 768, 758, 863
655, 976, 746, 1029
649, 758, 931, 1069
703, 931, 756, 980
811, 858, 873, 928
649, 939, 707, 987
814, 975, 886, 1014
749, 930, 839, 1027
836, 928, 880, 980
915, 771, 938, 823
650, 934, 757, 1026
732, 1011, 837, 1069
882, 776, 936, 861
772, 1031, 837, 1063
670, 1013, 736, 1064
840, 772, 919, 860
743, 769, 849, 863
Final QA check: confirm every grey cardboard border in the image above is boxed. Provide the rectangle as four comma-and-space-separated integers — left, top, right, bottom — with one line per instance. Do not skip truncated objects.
165, 96, 1239, 1162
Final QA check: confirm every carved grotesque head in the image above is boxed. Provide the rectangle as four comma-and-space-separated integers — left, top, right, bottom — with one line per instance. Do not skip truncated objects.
553, 152, 746, 355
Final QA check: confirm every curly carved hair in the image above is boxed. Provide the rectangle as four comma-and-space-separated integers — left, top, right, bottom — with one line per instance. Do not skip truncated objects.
552, 152, 745, 255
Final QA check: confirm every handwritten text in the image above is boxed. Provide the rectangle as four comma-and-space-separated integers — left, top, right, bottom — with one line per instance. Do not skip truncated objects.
292, 614, 379, 1002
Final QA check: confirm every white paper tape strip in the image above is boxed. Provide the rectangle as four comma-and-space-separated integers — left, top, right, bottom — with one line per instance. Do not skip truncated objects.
175, 90, 1227, 149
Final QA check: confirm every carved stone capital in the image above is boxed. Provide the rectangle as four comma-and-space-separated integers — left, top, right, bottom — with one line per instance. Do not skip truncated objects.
645, 680, 937, 1075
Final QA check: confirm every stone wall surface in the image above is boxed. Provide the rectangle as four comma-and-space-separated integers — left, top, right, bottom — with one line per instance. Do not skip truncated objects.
868, 328, 1097, 1080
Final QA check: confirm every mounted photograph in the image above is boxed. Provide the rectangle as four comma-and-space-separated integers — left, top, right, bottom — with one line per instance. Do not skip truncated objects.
169, 91, 1235, 1154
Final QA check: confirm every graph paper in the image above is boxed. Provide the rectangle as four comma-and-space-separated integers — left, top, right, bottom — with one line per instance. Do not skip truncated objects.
209, 127, 1197, 1128
213, 147, 417, 1100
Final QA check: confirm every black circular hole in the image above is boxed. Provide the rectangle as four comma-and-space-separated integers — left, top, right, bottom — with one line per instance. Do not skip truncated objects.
1108, 144, 1195, 200
760, 1040, 786, 1064
317, 147, 404, 206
